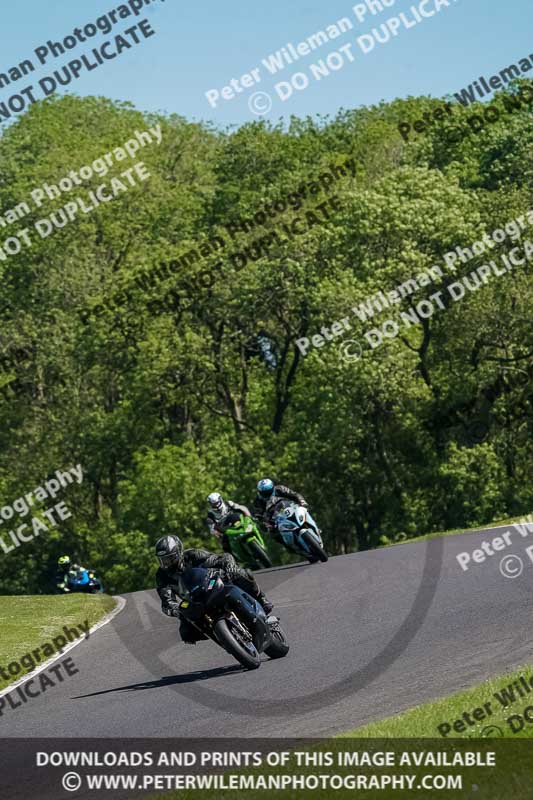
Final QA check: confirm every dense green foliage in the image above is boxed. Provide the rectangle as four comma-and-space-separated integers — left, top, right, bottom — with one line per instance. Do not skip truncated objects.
0, 86, 531, 594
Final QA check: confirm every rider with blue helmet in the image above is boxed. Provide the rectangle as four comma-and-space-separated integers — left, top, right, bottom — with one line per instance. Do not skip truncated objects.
253, 478, 307, 534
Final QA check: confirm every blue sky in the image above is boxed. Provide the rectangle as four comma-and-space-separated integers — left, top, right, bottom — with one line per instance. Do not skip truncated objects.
2, 0, 532, 128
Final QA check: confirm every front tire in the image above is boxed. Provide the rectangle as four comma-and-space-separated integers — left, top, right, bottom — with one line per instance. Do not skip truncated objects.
301, 530, 328, 562
214, 618, 261, 670
247, 541, 272, 569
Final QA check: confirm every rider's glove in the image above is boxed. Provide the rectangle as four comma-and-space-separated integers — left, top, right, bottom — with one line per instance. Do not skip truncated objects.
206, 568, 224, 581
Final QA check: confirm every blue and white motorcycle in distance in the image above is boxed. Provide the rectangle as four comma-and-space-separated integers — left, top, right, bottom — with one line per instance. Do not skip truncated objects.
268, 498, 328, 563
56, 567, 104, 594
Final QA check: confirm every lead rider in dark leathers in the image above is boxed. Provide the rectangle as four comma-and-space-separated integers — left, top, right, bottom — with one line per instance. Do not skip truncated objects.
155, 535, 273, 644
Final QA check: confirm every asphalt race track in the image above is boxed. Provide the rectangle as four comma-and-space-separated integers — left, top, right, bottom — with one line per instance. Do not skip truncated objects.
3, 523, 533, 738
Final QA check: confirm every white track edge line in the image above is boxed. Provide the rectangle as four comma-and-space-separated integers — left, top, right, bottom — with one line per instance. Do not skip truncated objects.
0, 595, 126, 699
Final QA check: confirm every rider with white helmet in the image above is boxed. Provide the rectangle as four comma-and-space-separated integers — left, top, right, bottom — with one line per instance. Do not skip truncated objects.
206, 492, 252, 552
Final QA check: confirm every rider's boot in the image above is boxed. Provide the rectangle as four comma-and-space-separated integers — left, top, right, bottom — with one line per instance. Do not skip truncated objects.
258, 592, 274, 615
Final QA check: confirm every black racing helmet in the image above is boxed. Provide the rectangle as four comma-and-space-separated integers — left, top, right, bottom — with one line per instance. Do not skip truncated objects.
155, 535, 184, 570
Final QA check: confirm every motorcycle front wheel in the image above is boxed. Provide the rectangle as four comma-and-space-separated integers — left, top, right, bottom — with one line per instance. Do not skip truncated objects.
301, 530, 328, 562
247, 540, 272, 569
214, 618, 261, 670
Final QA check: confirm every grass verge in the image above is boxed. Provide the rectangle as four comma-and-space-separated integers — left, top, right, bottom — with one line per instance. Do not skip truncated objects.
0, 594, 117, 692
342, 663, 533, 739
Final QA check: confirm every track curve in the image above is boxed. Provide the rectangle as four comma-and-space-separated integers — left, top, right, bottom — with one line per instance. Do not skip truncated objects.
3, 523, 533, 738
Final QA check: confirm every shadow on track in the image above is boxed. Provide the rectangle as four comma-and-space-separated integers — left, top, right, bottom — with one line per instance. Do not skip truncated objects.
72, 665, 244, 698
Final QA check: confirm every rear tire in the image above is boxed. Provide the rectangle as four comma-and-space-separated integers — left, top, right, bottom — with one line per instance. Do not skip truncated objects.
301, 530, 328, 562
247, 541, 272, 569
213, 618, 261, 670
264, 622, 290, 659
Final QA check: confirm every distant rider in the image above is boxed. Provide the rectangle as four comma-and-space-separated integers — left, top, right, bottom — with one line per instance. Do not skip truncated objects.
253, 478, 309, 545
155, 535, 273, 644
206, 492, 252, 553
55, 555, 88, 593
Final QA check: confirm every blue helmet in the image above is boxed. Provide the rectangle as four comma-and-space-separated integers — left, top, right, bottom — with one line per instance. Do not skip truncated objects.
257, 478, 275, 499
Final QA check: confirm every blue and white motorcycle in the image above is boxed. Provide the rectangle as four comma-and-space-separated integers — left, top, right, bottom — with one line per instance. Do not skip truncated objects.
58, 567, 104, 595
267, 498, 328, 563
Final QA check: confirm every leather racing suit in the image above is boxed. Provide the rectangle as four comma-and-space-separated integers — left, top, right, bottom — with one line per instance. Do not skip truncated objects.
156, 548, 270, 643
253, 484, 307, 543
206, 500, 251, 553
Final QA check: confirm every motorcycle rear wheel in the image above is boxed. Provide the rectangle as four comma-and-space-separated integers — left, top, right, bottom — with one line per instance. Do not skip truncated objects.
214, 618, 261, 670
247, 541, 272, 569
301, 530, 328, 562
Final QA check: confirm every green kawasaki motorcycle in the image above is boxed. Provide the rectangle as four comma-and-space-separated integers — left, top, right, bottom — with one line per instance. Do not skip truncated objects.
221, 512, 273, 570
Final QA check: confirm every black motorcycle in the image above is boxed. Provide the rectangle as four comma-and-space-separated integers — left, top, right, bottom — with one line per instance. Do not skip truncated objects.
178, 567, 289, 670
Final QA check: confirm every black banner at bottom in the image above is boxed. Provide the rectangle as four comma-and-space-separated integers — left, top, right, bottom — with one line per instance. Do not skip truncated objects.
1, 737, 532, 800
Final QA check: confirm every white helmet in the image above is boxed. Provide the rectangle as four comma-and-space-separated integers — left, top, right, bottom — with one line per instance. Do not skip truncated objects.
207, 492, 227, 520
